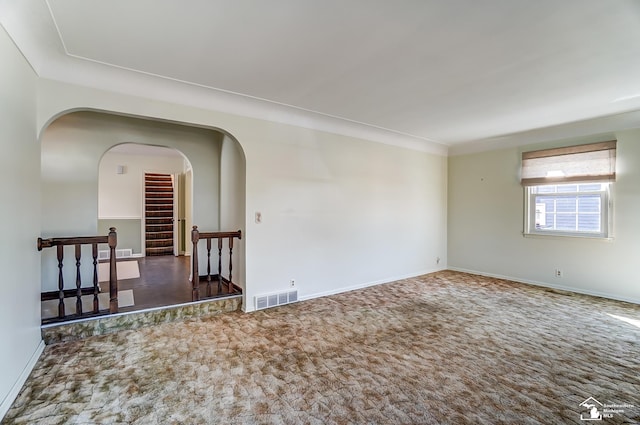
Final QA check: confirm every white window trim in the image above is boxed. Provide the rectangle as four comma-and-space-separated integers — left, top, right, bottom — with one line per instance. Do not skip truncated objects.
523, 183, 613, 240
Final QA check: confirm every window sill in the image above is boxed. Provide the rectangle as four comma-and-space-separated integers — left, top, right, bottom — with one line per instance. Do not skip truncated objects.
522, 232, 613, 242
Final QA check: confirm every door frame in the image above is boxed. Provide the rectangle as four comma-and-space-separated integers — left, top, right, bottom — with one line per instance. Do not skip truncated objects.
141, 170, 175, 257
173, 172, 187, 256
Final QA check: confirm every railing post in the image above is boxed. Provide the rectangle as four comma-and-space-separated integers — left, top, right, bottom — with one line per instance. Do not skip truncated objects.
191, 226, 200, 301
75, 244, 83, 315
228, 236, 234, 293
108, 227, 118, 313
217, 238, 223, 293
57, 245, 65, 318
38, 230, 123, 324
92, 243, 99, 313
206, 238, 212, 297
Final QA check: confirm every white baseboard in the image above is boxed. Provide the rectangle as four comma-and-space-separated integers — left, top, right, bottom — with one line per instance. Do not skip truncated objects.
0, 340, 45, 421
448, 267, 640, 305
241, 268, 445, 313
298, 267, 445, 303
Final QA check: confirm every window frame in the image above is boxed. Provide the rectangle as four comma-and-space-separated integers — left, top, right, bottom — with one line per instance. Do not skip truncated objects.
524, 182, 613, 239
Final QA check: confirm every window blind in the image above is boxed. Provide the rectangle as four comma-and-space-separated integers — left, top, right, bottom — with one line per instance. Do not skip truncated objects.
520, 140, 616, 186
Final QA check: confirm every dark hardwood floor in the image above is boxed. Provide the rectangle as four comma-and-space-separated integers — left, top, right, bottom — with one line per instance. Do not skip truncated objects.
110, 255, 238, 313
115, 256, 191, 311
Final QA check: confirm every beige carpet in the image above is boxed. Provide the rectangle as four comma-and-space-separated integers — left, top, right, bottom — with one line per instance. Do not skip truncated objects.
41, 290, 135, 320
5, 271, 640, 424
98, 260, 140, 282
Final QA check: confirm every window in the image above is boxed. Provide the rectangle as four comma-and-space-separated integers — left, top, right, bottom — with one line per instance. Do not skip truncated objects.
521, 141, 616, 239
526, 183, 611, 237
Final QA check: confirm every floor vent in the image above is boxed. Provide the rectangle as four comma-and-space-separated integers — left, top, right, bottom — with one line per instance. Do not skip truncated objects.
255, 289, 298, 311
98, 248, 133, 260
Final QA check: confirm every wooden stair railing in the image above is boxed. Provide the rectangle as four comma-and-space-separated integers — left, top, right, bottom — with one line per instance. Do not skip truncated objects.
37, 228, 118, 323
191, 226, 242, 301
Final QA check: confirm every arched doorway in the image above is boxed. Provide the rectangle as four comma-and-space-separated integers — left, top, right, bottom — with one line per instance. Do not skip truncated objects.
98, 143, 193, 258
39, 110, 247, 312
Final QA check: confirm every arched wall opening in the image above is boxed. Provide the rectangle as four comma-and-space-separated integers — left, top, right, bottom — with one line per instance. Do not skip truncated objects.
98, 143, 193, 258
39, 110, 247, 300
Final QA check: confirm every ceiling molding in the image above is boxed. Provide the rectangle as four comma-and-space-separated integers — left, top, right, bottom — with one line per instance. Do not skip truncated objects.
3, 0, 640, 157
0, 1, 448, 156
46, 57, 450, 155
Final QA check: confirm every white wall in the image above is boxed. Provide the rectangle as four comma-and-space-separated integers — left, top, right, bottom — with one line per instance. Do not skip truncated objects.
97, 219, 143, 255
448, 130, 640, 303
42, 112, 222, 234
98, 148, 187, 219
219, 135, 246, 234
0, 27, 43, 418
37, 79, 448, 312
185, 168, 193, 255
219, 135, 246, 290
245, 125, 447, 306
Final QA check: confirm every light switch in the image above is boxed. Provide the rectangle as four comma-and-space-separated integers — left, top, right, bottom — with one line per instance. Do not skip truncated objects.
255, 211, 262, 224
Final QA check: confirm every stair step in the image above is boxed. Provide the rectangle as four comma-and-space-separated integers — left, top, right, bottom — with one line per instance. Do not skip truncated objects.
146, 198, 173, 204
146, 232, 173, 240
146, 192, 173, 195
146, 247, 174, 256
146, 242, 173, 246
146, 227, 173, 233
146, 211, 173, 218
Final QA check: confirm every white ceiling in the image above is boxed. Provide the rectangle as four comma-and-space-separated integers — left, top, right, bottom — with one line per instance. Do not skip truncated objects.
2, 0, 640, 154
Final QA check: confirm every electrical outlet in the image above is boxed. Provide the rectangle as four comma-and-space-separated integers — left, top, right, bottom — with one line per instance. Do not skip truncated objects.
436, 257, 441, 264
555, 269, 563, 278
290, 279, 295, 288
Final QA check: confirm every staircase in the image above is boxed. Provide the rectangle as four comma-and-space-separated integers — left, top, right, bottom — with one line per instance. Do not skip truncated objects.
145, 173, 174, 256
